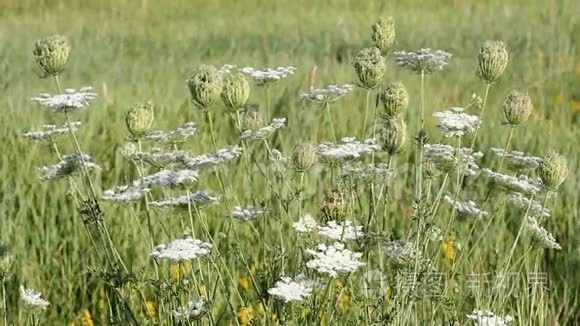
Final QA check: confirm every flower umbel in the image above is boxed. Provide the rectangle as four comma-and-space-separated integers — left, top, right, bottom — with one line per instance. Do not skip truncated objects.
305, 242, 365, 277
20, 286, 50, 312
268, 276, 313, 303
31, 87, 97, 113
300, 84, 354, 104
433, 107, 480, 137
150, 237, 212, 262
394, 48, 452, 73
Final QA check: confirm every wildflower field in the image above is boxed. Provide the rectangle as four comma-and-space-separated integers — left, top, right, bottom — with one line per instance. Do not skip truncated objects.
1, 0, 579, 325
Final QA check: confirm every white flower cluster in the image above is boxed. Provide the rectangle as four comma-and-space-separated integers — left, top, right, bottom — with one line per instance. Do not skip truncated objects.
179, 145, 243, 170
150, 237, 212, 262
482, 169, 543, 195
128, 147, 188, 166
102, 185, 150, 203
444, 195, 488, 217
293, 214, 318, 233
318, 137, 379, 161
507, 192, 550, 218
305, 242, 365, 277
466, 309, 514, 326
150, 191, 221, 208
22, 121, 81, 142
527, 217, 561, 250
433, 107, 480, 137
270, 149, 289, 176
137, 169, 198, 187
381, 240, 420, 268
20, 286, 50, 311
424, 144, 482, 176
299, 84, 354, 104
338, 162, 397, 185
240, 117, 286, 141
145, 122, 196, 144
318, 220, 365, 240
217, 64, 237, 76
172, 298, 207, 321
490, 148, 542, 172
230, 205, 269, 221
239, 66, 296, 85
38, 153, 101, 181
268, 276, 313, 303
394, 49, 452, 73
31, 87, 97, 113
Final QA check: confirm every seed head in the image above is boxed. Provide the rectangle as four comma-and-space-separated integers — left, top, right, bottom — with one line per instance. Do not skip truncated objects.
0, 242, 15, 281
291, 143, 318, 173
320, 188, 348, 222
503, 91, 532, 126
239, 108, 264, 130
371, 17, 395, 55
187, 65, 223, 110
539, 151, 568, 190
380, 82, 409, 118
221, 72, 251, 111
477, 41, 509, 83
353, 47, 386, 89
33, 34, 70, 77
126, 102, 154, 139
379, 117, 407, 156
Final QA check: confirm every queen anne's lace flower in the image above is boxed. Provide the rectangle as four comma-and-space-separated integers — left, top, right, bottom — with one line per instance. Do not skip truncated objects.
394, 49, 452, 73
20, 286, 50, 311
445, 195, 488, 217
22, 121, 81, 141
268, 276, 313, 303
433, 107, 480, 137
230, 205, 269, 221
145, 122, 196, 144
300, 84, 354, 104
178, 145, 242, 170
136, 169, 198, 187
150, 191, 221, 207
31, 87, 97, 113
38, 153, 101, 181
217, 64, 236, 76
239, 66, 296, 86
150, 237, 212, 261
318, 137, 379, 161
318, 220, 364, 240
482, 168, 543, 195
338, 162, 397, 185
293, 214, 319, 233
173, 298, 207, 321
102, 185, 150, 203
507, 192, 550, 218
527, 217, 561, 250
424, 144, 482, 176
270, 149, 289, 176
305, 242, 365, 277
490, 148, 542, 172
466, 309, 514, 326
381, 240, 419, 268
240, 118, 286, 141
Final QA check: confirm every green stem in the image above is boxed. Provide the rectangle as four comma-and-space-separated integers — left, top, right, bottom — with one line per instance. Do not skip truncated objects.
2, 282, 7, 326
496, 127, 515, 172
470, 83, 491, 149
325, 102, 338, 142
420, 70, 425, 129
361, 89, 371, 138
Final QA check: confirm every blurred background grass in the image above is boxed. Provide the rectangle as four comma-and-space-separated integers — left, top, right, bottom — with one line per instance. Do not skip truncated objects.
0, 0, 578, 323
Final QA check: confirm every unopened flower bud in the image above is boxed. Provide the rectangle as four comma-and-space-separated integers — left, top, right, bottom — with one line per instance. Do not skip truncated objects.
477, 41, 508, 84
353, 47, 386, 89
221, 72, 250, 111
380, 82, 409, 117
291, 143, 317, 173
503, 91, 532, 126
539, 151, 568, 190
187, 65, 222, 110
371, 17, 395, 55
33, 35, 71, 77
0, 242, 14, 281
380, 117, 407, 156
239, 108, 263, 130
126, 102, 154, 139
320, 188, 348, 222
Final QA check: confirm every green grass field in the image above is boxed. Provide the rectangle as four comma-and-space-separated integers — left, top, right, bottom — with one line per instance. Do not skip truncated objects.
1, 0, 579, 324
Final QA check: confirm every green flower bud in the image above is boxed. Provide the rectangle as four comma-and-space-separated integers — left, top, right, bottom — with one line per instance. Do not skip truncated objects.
424, 159, 443, 179
371, 17, 395, 55
477, 41, 508, 84
221, 72, 251, 111
320, 188, 348, 222
126, 102, 154, 139
503, 91, 533, 126
379, 117, 407, 156
239, 108, 263, 130
0, 242, 15, 281
539, 151, 568, 190
353, 47, 386, 89
33, 35, 71, 78
291, 143, 317, 173
380, 82, 409, 118
187, 65, 223, 110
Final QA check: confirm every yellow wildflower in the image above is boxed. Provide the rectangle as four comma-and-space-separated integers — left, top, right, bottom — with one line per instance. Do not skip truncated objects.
145, 300, 157, 321
237, 306, 254, 326
441, 235, 456, 270
81, 309, 95, 326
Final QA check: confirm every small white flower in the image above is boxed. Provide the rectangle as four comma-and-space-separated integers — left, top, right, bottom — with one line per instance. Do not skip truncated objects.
527, 217, 561, 250
145, 122, 196, 144
239, 66, 296, 86
318, 220, 364, 240
293, 214, 319, 233
300, 84, 354, 104
22, 121, 81, 142
179, 145, 242, 170
172, 298, 207, 321
102, 185, 150, 203
424, 144, 482, 176
490, 148, 542, 172
38, 153, 101, 181
394, 49, 452, 73
20, 286, 50, 311
507, 192, 550, 218
230, 205, 269, 221
136, 169, 198, 188
150, 237, 212, 262
150, 191, 221, 208
444, 195, 488, 217
268, 276, 313, 303
482, 168, 543, 195
305, 242, 365, 277
318, 137, 379, 161
31, 87, 97, 113
240, 117, 286, 141
433, 107, 480, 137
466, 309, 514, 326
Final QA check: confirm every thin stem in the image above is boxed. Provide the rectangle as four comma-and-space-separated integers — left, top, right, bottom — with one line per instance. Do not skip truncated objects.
420, 70, 425, 129
2, 282, 7, 326
496, 127, 515, 172
361, 89, 371, 138
325, 102, 338, 142
470, 83, 491, 149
